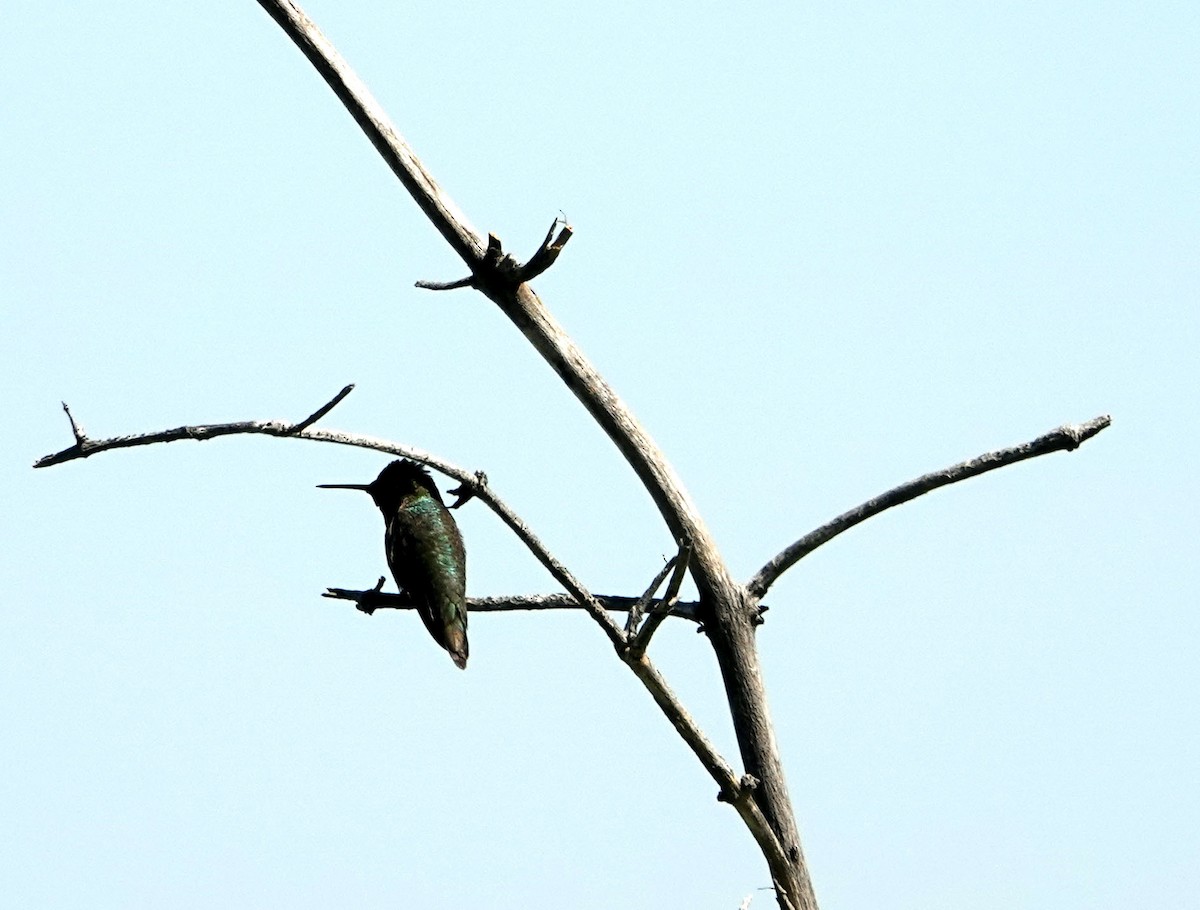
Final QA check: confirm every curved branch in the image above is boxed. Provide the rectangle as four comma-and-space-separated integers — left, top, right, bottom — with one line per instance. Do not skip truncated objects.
630, 541, 692, 657
517, 218, 574, 282
252, 1, 731, 601
747, 414, 1113, 600
35, 391, 626, 643
34, 395, 779, 869
35, 385, 360, 468
251, 4, 812, 901
625, 554, 681, 635
490, 284, 737, 596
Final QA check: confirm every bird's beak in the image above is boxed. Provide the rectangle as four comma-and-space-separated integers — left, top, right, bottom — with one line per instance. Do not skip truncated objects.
316, 483, 373, 491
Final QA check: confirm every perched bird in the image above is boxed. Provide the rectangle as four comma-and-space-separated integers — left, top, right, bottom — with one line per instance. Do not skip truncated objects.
319, 459, 468, 669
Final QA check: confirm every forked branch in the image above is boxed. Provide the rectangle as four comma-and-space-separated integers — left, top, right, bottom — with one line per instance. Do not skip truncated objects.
629, 541, 693, 658
251, 0, 733, 620
35, 385, 358, 468
34, 391, 788, 879
36, 3, 1111, 907
35, 389, 623, 642
624, 553, 682, 635
416, 219, 575, 292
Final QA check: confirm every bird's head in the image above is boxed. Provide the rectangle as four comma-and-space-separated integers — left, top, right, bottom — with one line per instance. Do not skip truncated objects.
318, 459, 443, 514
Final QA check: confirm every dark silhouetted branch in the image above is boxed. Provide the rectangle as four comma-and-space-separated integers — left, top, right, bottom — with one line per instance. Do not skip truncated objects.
517, 217, 574, 282
625, 554, 680, 635
61, 402, 86, 444
323, 588, 704, 624
630, 541, 693, 657
291, 383, 355, 433
416, 218, 573, 292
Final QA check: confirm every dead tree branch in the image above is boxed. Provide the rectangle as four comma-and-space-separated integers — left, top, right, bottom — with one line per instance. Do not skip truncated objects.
252, 0, 484, 263
747, 415, 1112, 600
36, 385, 360, 469
35, 392, 615, 644
291, 383, 355, 434
247, 2, 816, 904
416, 219, 575, 291
323, 589, 704, 624
624, 554, 680, 635
35, 392, 781, 878
34, 2, 1111, 906
630, 542, 693, 658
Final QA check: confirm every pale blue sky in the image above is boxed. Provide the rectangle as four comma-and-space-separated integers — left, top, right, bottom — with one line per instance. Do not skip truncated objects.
4, 2, 1197, 908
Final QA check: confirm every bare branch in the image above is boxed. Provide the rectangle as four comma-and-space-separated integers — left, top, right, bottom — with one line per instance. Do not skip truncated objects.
630, 541, 693, 657
253, 0, 484, 264
465, 475, 628, 651
61, 402, 86, 444
747, 414, 1113, 600
516, 217, 573, 282
621, 655, 793, 906
34, 394, 769, 890
324, 589, 704, 624
625, 554, 680, 635
414, 276, 473, 292
254, 1, 731, 609
290, 383, 355, 433
34, 396, 624, 638
35, 387, 361, 469
251, 3, 813, 899
491, 284, 735, 591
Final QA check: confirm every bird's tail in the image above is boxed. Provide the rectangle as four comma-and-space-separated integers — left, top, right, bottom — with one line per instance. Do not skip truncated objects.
446, 627, 468, 670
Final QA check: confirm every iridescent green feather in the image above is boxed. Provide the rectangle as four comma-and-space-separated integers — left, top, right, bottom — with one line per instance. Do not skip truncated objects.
323, 459, 469, 668
386, 487, 468, 668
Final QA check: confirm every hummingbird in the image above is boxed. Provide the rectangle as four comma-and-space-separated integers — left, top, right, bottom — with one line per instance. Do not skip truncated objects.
319, 459, 468, 669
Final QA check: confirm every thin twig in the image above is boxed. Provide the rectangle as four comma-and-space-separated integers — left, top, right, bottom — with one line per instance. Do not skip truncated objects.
625, 554, 679, 634
34, 399, 626, 644
746, 415, 1113, 600
516, 217, 573, 282
290, 383, 355, 433
414, 276, 473, 291
61, 402, 86, 444
36, 387, 361, 469
630, 541, 693, 657
323, 589, 704, 624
